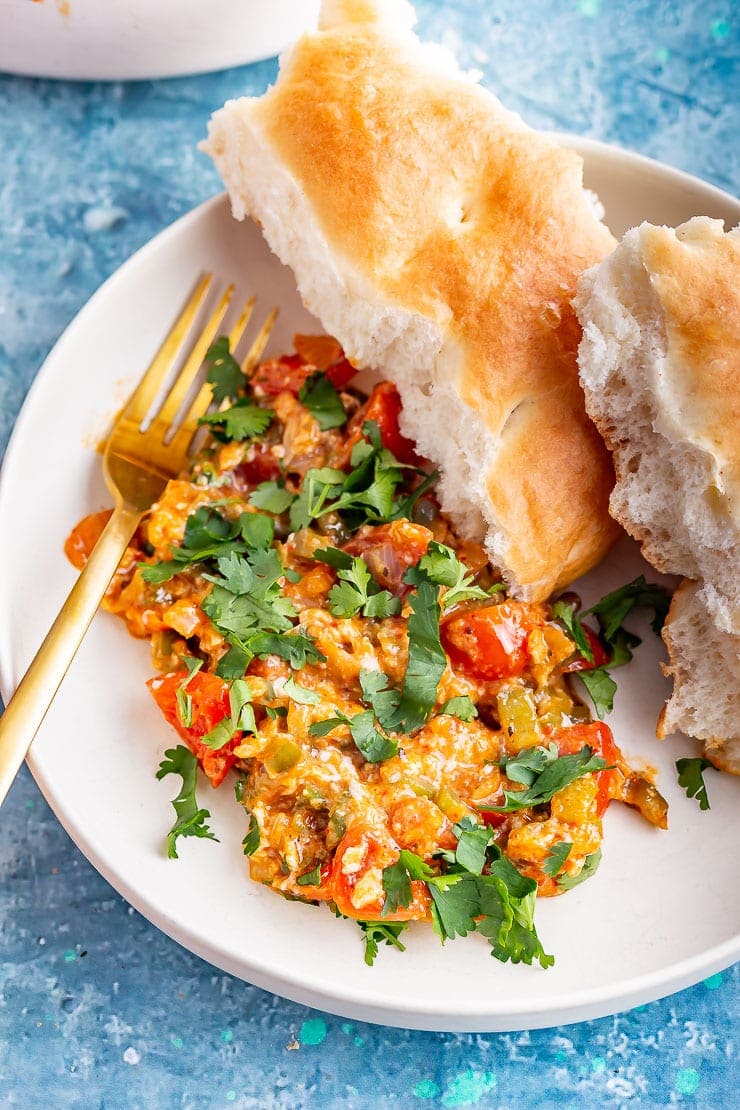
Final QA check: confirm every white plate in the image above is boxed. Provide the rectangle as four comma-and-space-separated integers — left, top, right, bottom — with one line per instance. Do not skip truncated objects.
1, 139, 738, 1032
0, 0, 320, 81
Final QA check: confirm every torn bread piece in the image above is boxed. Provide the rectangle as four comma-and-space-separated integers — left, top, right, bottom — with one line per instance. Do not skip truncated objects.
576, 216, 740, 771
202, 0, 618, 601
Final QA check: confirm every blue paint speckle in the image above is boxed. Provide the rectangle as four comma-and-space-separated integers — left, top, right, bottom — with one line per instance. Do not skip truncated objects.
299, 1019, 327, 1046
414, 1080, 440, 1099
676, 1068, 701, 1096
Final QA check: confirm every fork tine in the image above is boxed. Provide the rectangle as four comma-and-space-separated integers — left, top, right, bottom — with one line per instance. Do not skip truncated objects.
176, 299, 271, 442
242, 307, 279, 377
124, 273, 213, 426
154, 284, 234, 434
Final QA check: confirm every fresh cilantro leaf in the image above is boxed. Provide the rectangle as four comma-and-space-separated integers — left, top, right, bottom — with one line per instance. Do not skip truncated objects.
242, 813, 260, 855
543, 841, 572, 878
327, 556, 401, 619
358, 920, 408, 965
199, 398, 273, 442
205, 336, 244, 404
312, 547, 354, 570
248, 481, 295, 515
175, 655, 203, 727
139, 559, 182, 584
248, 632, 326, 670
676, 757, 712, 811
501, 743, 559, 787
556, 848, 602, 890
202, 549, 297, 646
296, 865, 323, 886
438, 696, 478, 722
551, 599, 594, 662
283, 676, 320, 705
579, 667, 618, 719
418, 541, 489, 610
156, 745, 218, 859
452, 819, 491, 875
307, 716, 347, 738
381, 850, 434, 916
389, 469, 440, 522
348, 711, 399, 763
239, 513, 274, 550
358, 668, 400, 727
384, 577, 446, 734
486, 745, 608, 813
215, 642, 252, 679
586, 575, 671, 638
200, 678, 256, 750
299, 371, 348, 430
264, 705, 288, 719
428, 873, 480, 941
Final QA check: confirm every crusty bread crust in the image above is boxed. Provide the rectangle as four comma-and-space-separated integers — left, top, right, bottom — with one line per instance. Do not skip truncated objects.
576, 217, 740, 772
203, 0, 618, 600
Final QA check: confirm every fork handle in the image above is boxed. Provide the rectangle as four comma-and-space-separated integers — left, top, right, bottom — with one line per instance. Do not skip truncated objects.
0, 502, 142, 805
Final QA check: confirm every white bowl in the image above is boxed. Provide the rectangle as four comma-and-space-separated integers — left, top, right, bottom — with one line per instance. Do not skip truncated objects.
0, 0, 320, 81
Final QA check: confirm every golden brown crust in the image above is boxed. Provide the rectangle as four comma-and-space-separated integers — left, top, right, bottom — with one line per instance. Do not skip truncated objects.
641, 218, 740, 524
248, 4, 618, 598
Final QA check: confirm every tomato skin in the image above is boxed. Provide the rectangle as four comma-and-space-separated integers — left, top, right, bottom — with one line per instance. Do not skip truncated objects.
344, 520, 432, 595
253, 339, 356, 398
563, 626, 611, 672
551, 721, 619, 816
253, 353, 309, 397
328, 828, 431, 921
148, 671, 238, 788
64, 509, 113, 569
347, 382, 422, 466
442, 602, 532, 681
232, 445, 282, 488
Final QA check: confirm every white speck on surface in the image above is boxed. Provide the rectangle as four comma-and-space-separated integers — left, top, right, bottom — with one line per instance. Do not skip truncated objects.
82, 205, 128, 233
123, 1046, 140, 1066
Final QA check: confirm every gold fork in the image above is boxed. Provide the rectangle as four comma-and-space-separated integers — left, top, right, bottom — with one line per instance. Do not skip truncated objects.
0, 275, 277, 806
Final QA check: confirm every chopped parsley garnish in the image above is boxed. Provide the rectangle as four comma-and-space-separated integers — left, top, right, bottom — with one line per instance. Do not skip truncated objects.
199, 398, 273, 443
417, 541, 490, 610
282, 676, 320, 705
437, 696, 478, 722
309, 709, 399, 763
485, 744, 608, 813
242, 813, 260, 856
175, 655, 203, 728
296, 865, 323, 886
156, 745, 218, 859
554, 575, 672, 717
358, 920, 408, 965
326, 555, 400, 619
676, 757, 713, 811
248, 480, 296, 515
383, 574, 446, 734
543, 841, 572, 878
556, 848, 602, 890
204, 336, 244, 404
289, 421, 425, 532
379, 821, 553, 968
298, 371, 348, 430
139, 506, 274, 584
200, 678, 257, 750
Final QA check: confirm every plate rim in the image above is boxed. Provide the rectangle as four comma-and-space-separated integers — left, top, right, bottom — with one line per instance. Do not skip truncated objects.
1, 138, 738, 1032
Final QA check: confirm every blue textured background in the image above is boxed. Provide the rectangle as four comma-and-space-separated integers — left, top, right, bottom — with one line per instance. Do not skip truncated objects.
0, 2, 738, 1106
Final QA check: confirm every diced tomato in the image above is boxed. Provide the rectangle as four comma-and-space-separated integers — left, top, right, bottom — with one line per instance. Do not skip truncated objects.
563, 626, 611, 672
478, 808, 506, 829
148, 671, 238, 788
344, 520, 432, 595
328, 828, 431, 921
442, 601, 533, 681
253, 336, 357, 398
232, 444, 282, 488
64, 509, 113, 569
253, 353, 311, 397
551, 720, 619, 816
346, 382, 423, 466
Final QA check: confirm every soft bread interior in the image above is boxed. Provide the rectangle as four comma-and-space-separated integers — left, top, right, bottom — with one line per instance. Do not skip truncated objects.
203, 0, 618, 601
659, 580, 740, 774
576, 220, 739, 615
